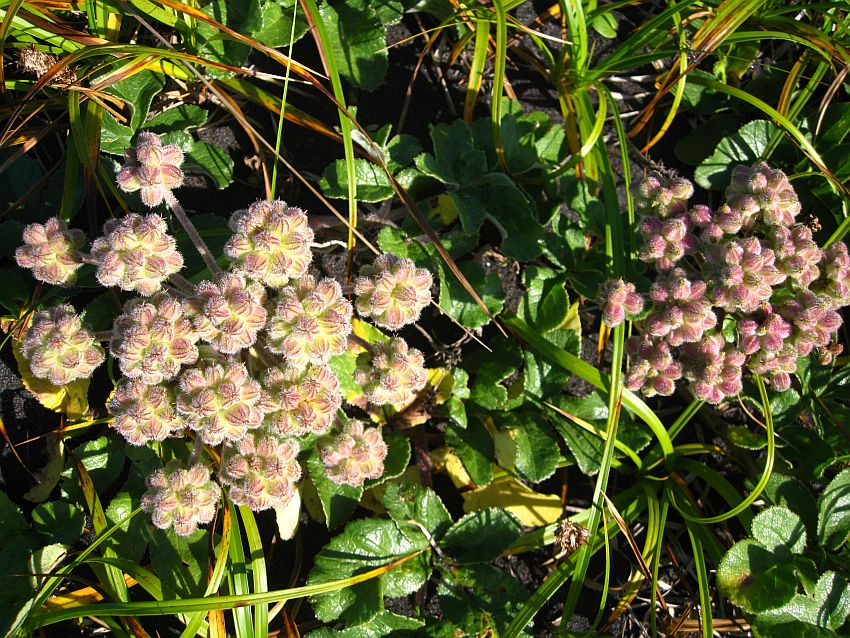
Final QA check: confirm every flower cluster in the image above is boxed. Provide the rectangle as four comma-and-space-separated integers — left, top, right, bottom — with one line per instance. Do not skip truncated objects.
317, 420, 388, 487
354, 337, 427, 407
13, 131, 436, 535
141, 463, 221, 536
117, 131, 185, 208
15, 217, 86, 286
604, 162, 849, 403
21, 305, 105, 386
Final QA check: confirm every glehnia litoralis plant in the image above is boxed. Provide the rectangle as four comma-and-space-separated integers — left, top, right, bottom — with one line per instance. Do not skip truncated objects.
14, 131, 433, 536
602, 162, 850, 404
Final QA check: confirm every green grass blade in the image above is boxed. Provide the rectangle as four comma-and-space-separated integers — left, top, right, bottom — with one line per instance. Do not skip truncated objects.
239, 507, 268, 638
684, 519, 713, 637
227, 502, 254, 638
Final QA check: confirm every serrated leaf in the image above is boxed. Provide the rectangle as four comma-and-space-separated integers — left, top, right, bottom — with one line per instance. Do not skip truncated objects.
479, 173, 544, 260
382, 482, 452, 542
105, 491, 148, 564
727, 425, 767, 450
28, 544, 67, 590
320, 159, 394, 202
60, 436, 126, 505
31, 501, 84, 545
417, 120, 487, 189
0, 492, 28, 538
252, 0, 310, 47
761, 473, 818, 537
445, 418, 493, 486
102, 69, 166, 133
307, 518, 429, 623
695, 119, 775, 189
149, 527, 208, 597
319, 0, 388, 91
305, 611, 424, 637
186, 140, 234, 189
717, 539, 798, 613
365, 433, 410, 488
494, 411, 559, 483
819, 469, 850, 550
22, 435, 64, 503
758, 572, 850, 631
461, 477, 562, 526
13, 340, 89, 419
442, 509, 521, 563
751, 506, 806, 555
145, 104, 209, 133
437, 260, 504, 330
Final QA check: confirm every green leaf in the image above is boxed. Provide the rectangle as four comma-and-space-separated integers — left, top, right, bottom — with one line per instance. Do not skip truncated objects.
819, 469, 850, 550
416, 120, 488, 189
253, 0, 311, 47
751, 506, 806, 555
478, 173, 544, 261
465, 337, 522, 410
437, 260, 504, 330
717, 539, 798, 613
590, 12, 618, 38
761, 473, 818, 538
382, 483, 452, 542
319, 0, 388, 91
0, 221, 23, 259
727, 425, 766, 450
103, 69, 166, 133
759, 572, 850, 631
307, 517, 429, 623
61, 436, 126, 506
365, 433, 410, 488
494, 411, 559, 483
145, 104, 209, 133
517, 266, 570, 333
0, 492, 28, 539
307, 450, 363, 529
779, 426, 834, 482
694, 119, 775, 190
31, 501, 85, 545
320, 158, 394, 202
305, 611, 424, 637
445, 418, 493, 486
186, 140, 235, 189
106, 492, 148, 564
441, 509, 521, 563
329, 349, 360, 399
149, 527, 208, 597
386, 134, 423, 172
198, 0, 260, 71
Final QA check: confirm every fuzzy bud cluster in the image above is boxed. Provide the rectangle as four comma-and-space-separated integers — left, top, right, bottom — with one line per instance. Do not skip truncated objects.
108, 379, 184, 445
220, 430, 302, 510
225, 200, 314, 288
91, 213, 183, 296
610, 162, 848, 404
15, 217, 86, 286
117, 132, 185, 208
111, 294, 199, 384
141, 463, 220, 536
354, 254, 432, 330
317, 420, 388, 487
186, 272, 267, 354
261, 364, 341, 436
354, 337, 427, 407
266, 274, 352, 369
21, 305, 105, 386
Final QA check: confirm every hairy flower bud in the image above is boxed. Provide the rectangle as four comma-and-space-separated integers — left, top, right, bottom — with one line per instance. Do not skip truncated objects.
20, 305, 105, 385
625, 334, 683, 397
646, 269, 716, 346
224, 200, 314, 288
220, 430, 302, 511
354, 337, 427, 407
186, 272, 267, 354
15, 217, 86, 286
638, 215, 698, 271
682, 333, 745, 404
634, 172, 693, 219
261, 364, 341, 436
711, 237, 785, 313
90, 214, 183, 296
141, 463, 220, 536
117, 131, 185, 207
726, 162, 801, 227
816, 241, 850, 308
770, 225, 822, 287
354, 254, 432, 330
108, 379, 184, 445
177, 361, 267, 445
600, 279, 645, 327
265, 274, 352, 368
111, 293, 199, 384
738, 312, 793, 355
317, 420, 388, 487
778, 291, 843, 356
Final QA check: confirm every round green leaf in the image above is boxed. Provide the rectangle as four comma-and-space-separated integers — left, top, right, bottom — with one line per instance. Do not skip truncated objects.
717, 539, 798, 613
752, 506, 807, 555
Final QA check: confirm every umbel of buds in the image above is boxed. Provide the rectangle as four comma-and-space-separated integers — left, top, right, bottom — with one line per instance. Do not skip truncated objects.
354, 254, 433, 331
15, 217, 86, 286
142, 463, 221, 536
220, 430, 302, 511
261, 364, 342, 436
354, 337, 427, 407
318, 420, 388, 487
108, 379, 184, 446
225, 200, 314, 288
186, 272, 267, 354
21, 305, 105, 386
604, 163, 850, 404
117, 132, 185, 208
91, 213, 183, 296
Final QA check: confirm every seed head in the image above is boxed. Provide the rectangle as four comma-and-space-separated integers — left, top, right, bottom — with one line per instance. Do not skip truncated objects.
261, 364, 342, 436
638, 215, 699, 271
354, 254, 432, 331
20, 305, 105, 385
354, 337, 427, 407
108, 379, 184, 445
15, 217, 86, 286
117, 132, 185, 207
141, 463, 220, 536
111, 293, 199, 384
815, 241, 850, 308
681, 334, 745, 404
778, 291, 843, 356
225, 200, 314, 288
265, 274, 353, 369
738, 312, 793, 355
186, 272, 267, 354
317, 420, 388, 487
90, 214, 183, 296
177, 361, 267, 445
220, 430, 302, 511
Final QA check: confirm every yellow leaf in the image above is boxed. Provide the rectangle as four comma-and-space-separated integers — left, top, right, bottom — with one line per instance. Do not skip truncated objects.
462, 478, 562, 527
351, 319, 388, 345
301, 473, 325, 524
427, 367, 454, 406
431, 447, 472, 488
561, 300, 582, 335
433, 193, 459, 225
274, 485, 302, 540
12, 341, 89, 419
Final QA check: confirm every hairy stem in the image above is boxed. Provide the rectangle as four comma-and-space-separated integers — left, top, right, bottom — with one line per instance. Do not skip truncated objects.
164, 191, 221, 276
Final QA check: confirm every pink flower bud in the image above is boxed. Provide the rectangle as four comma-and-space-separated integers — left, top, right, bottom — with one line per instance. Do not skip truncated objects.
15, 217, 86, 286
117, 132, 185, 207
220, 430, 301, 511
354, 254, 432, 330
317, 420, 388, 487
354, 337, 427, 407
142, 462, 220, 536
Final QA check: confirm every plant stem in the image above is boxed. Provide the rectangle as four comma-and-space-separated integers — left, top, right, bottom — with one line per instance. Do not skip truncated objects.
164, 191, 221, 276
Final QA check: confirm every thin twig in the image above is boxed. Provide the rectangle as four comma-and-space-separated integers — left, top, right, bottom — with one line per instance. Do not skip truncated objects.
164, 191, 222, 276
